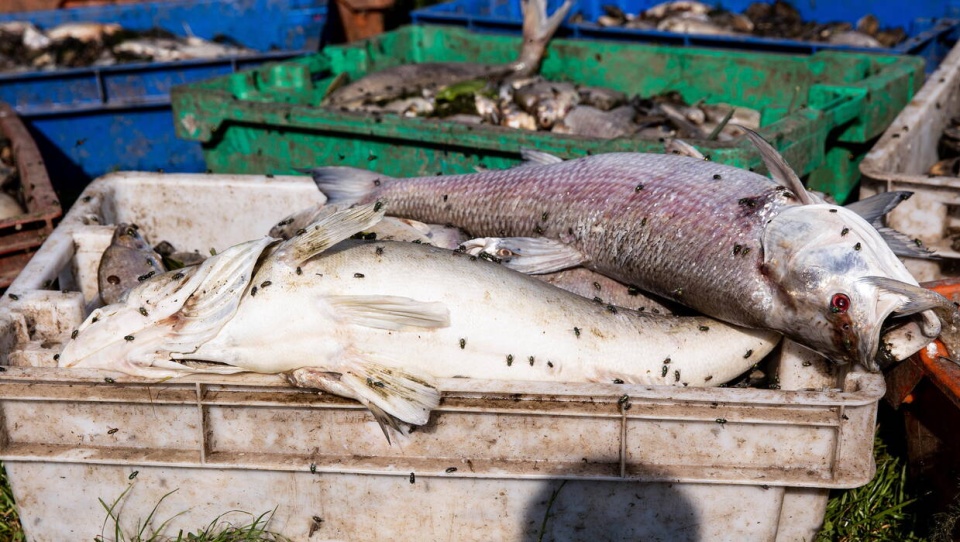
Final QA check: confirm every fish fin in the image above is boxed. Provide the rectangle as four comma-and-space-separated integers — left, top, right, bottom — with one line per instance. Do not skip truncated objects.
327, 295, 450, 330
520, 147, 564, 165
739, 126, 819, 205
873, 227, 939, 260
515, 0, 573, 76
460, 236, 587, 274
664, 138, 706, 160
843, 192, 938, 259
289, 361, 439, 430
844, 191, 913, 222
299, 166, 390, 206
274, 202, 386, 265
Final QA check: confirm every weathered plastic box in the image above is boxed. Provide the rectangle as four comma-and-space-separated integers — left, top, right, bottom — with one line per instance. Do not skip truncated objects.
860, 40, 960, 281
0, 101, 60, 288
171, 25, 925, 204
0, 172, 883, 541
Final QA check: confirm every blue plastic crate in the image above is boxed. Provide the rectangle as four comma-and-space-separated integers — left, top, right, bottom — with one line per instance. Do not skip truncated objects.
412, 0, 960, 73
0, 0, 327, 202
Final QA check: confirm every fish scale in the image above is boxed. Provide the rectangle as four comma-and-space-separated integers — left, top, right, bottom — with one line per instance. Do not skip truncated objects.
356, 153, 798, 329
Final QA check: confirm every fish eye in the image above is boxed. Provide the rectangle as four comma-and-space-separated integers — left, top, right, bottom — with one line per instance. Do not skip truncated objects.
830, 293, 851, 314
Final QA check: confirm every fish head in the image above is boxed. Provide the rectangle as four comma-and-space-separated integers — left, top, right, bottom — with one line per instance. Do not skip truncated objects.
762, 204, 955, 371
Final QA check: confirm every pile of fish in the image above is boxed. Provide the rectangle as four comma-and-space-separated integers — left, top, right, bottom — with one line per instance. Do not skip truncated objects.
930, 116, 960, 177
0, 21, 253, 72
578, 0, 906, 48
321, 0, 757, 140
58, 130, 960, 438
0, 138, 23, 221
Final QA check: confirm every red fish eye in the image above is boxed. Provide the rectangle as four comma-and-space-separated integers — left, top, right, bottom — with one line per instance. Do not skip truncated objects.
831, 293, 850, 314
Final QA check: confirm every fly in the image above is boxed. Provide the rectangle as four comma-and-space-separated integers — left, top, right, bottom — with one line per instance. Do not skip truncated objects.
459, 338, 466, 349
528, 356, 535, 366
507, 355, 514, 367
841, 227, 850, 237
7, 293, 17, 301
716, 418, 727, 425
374, 201, 384, 212
661, 365, 668, 378
251, 286, 258, 297
310, 463, 317, 474
674, 370, 680, 382
698, 325, 709, 332
593, 282, 602, 291
124, 335, 134, 342
107, 428, 118, 435
606, 305, 617, 313
635, 184, 644, 191
104, 377, 115, 383
743, 350, 753, 358
573, 327, 581, 338
139, 307, 148, 317
129, 471, 138, 480
409, 472, 415, 484
172, 272, 184, 280
854, 242, 862, 251
137, 271, 155, 282
296, 266, 303, 275
446, 467, 458, 473
541, 212, 549, 221
613, 378, 624, 384
260, 281, 272, 288
376, 247, 384, 256
71, 330, 78, 339
354, 273, 365, 278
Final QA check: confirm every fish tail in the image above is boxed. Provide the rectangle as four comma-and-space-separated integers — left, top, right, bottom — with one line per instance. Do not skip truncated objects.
298, 166, 388, 206
515, 0, 573, 77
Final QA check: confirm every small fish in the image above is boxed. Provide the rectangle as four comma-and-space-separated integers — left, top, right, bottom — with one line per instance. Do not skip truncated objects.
323, 0, 571, 110
97, 223, 165, 305
513, 80, 580, 129
578, 86, 627, 111
59, 204, 780, 436
301, 133, 956, 370
553, 105, 638, 138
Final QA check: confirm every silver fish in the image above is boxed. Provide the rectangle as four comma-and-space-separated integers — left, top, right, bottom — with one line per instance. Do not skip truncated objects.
302, 134, 957, 370
59, 204, 780, 434
553, 105, 638, 138
323, 0, 572, 110
578, 86, 627, 111
97, 223, 165, 305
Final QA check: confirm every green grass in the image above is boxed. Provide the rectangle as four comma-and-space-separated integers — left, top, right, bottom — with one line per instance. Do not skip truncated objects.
0, 464, 24, 542
817, 432, 923, 542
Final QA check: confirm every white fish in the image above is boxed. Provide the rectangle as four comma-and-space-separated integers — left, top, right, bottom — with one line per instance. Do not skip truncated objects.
59, 204, 781, 434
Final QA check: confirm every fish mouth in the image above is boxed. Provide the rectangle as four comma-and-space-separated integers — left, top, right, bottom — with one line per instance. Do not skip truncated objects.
858, 277, 956, 371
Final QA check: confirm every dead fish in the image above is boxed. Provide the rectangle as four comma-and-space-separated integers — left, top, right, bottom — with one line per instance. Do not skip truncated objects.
112, 36, 251, 61
153, 240, 206, 269
644, 0, 711, 19
512, 80, 579, 129
301, 133, 956, 370
323, 0, 571, 109
553, 105, 638, 138
657, 15, 740, 36
46, 22, 121, 44
578, 86, 627, 111
97, 223, 165, 305
500, 102, 538, 131
827, 31, 883, 48
59, 203, 781, 434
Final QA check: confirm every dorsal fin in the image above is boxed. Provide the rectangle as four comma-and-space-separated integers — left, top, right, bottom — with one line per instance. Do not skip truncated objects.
520, 147, 564, 166
845, 192, 939, 260
739, 127, 817, 205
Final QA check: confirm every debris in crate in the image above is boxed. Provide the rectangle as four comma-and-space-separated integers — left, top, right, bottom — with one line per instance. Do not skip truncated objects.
300, 131, 957, 371
0, 20, 254, 72
0, 137, 24, 220
570, 0, 907, 48
59, 203, 782, 436
97, 224, 165, 305
323, 0, 573, 109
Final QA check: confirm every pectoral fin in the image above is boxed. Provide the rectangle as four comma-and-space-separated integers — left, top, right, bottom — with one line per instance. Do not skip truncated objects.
461, 236, 587, 274
288, 360, 440, 443
274, 202, 387, 265
327, 295, 450, 330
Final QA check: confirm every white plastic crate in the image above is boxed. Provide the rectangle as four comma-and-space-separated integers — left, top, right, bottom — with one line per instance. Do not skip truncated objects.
860, 41, 960, 281
0, 172, 882, 541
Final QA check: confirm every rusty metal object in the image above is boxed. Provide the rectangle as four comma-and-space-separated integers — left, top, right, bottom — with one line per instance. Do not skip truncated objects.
335, 0, 395, 42
0, 102, 61, 289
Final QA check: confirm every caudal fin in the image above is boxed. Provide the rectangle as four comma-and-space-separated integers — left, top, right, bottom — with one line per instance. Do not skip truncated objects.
297, 166, 390, 206
514, 0, 573, 77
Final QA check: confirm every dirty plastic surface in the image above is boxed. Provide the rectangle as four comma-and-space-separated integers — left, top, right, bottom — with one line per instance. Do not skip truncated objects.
171, 25, 924, 204
0, 172, 883, 540
860, 40, 960, 281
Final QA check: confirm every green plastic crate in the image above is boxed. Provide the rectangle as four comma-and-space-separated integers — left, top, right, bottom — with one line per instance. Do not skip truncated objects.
171, 25, 923, 203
